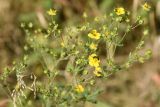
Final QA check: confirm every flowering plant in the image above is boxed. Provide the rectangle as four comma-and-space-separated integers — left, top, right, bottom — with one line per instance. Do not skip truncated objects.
0, 3, 152, 107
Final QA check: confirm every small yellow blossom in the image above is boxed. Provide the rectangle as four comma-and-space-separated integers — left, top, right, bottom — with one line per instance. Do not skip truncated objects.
89, 43, 97, 50
114, 7, 125, 15
94, 70, 102, 77
93, 67, 102, 77
60, 42, 65, 47
47, 9, 57, 16
75, 84, 84, 93
88, 54, 100, 67
142, 3, 151, 11
95, 66, 101, 71
88, 30, 101, 40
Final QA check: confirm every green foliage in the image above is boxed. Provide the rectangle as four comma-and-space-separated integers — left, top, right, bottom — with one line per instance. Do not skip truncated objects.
0, 4, 152, 107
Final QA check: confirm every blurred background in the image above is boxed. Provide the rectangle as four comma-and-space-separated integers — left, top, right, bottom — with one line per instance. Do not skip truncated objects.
0, 0, 160, 107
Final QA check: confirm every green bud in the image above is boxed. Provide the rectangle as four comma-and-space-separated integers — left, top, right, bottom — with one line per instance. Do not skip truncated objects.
83, 70, 88, 75
139, 20, 144, 24
28, 22, 33, 28
90, 80, 95, 85
21, 23, 25, 28
23, 55, 28, 61
44, 70, 48, 74
125, 62, 130, 68
139, 57, 144, 63
83, 12, 87, 18
24, 45, 29, 51
126, 18, 130, 23
143, 29, 149, 35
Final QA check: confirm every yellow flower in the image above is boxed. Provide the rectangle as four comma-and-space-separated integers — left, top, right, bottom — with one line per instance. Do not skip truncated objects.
114, 7, 125, 15
95, 66, 101, 71
47, 9, 57, 16
60, 42, 65, 47
88, 54, 100, 67
142, 3, 151, 11
94, 67, 102, 77
88, 30, 101, 40
89, 43, 97, 50
75, 84, 84, 93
